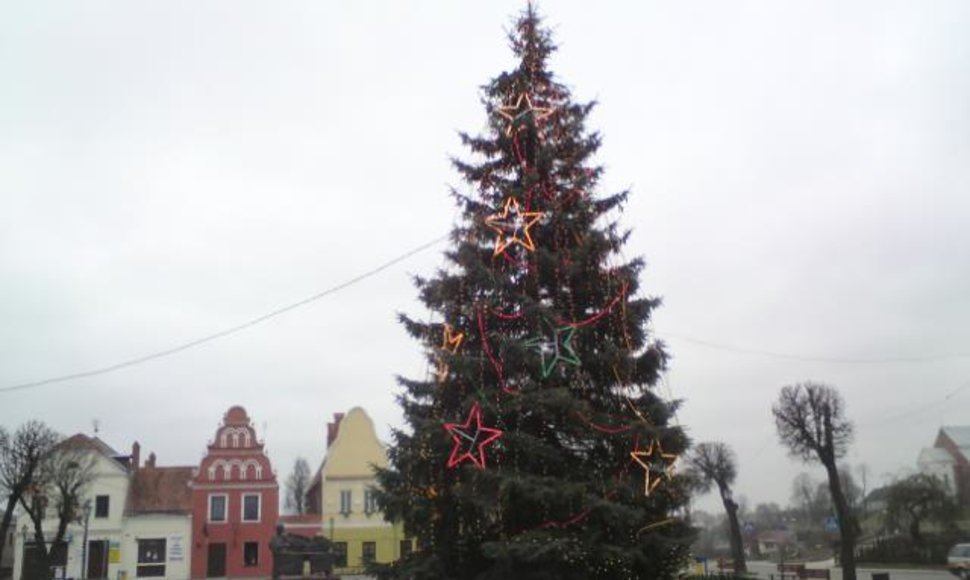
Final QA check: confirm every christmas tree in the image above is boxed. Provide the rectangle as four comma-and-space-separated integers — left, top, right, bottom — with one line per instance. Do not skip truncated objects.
375, 6, 692, 579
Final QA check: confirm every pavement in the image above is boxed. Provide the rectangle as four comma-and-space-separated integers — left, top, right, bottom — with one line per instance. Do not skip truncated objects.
727, 560, 954, 580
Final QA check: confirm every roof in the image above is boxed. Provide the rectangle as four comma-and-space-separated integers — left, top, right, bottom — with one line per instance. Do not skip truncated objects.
61, 433, 120, 456
943, 426, 970, 447
126, 466, 194, 515
919, 446, 955, 464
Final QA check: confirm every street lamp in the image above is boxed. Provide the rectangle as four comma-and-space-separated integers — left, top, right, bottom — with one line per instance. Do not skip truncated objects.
21, 524, 29, 580
80, 500, 92, 580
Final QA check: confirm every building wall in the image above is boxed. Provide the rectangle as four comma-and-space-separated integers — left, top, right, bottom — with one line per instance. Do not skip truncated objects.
935, 431, 970, 506
189, 406, 279, 579
121, 514, 192, 580
13, 451, 130, 580
318, 408, 408, 575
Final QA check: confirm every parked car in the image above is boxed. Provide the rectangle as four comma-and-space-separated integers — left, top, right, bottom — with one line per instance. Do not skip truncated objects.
948, 543, 970, 578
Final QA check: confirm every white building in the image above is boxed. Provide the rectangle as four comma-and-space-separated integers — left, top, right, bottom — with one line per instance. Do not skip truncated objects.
12, 436, 193, 580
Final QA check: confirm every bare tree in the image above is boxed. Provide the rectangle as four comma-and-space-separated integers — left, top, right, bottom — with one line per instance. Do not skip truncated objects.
773, 382, 858, 580
285, 457, 311, 515
19, 437, 95, 575
0, 421, 59, 568
686, 442, 746, 573
885, 473, 954, 544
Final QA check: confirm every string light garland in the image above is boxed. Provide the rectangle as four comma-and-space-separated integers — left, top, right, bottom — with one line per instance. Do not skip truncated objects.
443, 402, 504, 469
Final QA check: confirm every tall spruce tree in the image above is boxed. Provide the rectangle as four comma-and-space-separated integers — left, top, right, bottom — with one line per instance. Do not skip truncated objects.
375, 6, 692, 579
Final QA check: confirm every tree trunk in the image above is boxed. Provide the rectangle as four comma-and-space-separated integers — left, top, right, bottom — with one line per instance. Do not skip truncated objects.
721, 489, 747, 573
0, 493, 17, 570
824, 461, 857, 580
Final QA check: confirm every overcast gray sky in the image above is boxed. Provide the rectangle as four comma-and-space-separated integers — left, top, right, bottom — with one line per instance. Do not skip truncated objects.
2, 1, 969, 515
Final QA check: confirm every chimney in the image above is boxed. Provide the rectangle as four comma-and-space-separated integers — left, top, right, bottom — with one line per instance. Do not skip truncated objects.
326, 413, 345, 448
131, 442, 141, 471
146, 452, 156, 469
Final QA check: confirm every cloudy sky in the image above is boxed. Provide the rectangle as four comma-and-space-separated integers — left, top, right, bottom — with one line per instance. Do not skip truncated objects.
2, 1, 969, 515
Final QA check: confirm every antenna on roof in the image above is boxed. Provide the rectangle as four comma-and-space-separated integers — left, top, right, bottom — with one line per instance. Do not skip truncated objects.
93, 419, 101, 435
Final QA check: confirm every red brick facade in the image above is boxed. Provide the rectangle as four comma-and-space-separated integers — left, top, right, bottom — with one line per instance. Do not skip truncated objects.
190, 406, 279, 578
934, 429, 970, 507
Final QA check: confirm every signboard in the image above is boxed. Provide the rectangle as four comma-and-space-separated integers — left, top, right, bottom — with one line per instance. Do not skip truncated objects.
109, 541, 121, 564
824, 515, 839, 533
169, 535, 184, 562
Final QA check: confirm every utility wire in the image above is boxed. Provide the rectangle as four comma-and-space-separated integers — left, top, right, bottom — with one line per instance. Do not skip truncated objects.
0, 233, 451, 394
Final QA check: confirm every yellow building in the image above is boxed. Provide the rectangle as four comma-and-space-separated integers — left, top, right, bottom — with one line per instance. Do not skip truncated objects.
308, 407, 409, 575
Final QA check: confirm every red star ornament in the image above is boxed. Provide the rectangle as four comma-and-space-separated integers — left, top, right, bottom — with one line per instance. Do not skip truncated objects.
484, 197, 544, 256
444, 402, 503, 469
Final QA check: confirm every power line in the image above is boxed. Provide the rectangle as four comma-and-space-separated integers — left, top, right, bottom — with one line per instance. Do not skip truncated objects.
5, 231, 967, 394
0, 233, 451, 394
661, 332, 970, 364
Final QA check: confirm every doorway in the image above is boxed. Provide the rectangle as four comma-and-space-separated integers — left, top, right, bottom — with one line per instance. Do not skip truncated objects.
206, 542, 226, 577
87, 540, 108, 579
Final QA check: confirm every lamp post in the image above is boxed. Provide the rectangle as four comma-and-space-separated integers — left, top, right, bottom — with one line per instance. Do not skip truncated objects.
21, 524, 29, 579
79, 500, 92, 580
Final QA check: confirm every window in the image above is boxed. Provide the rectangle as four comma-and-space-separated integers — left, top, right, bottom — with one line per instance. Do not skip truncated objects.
94, 495, 109, 518
243, 542, 259, 566
364, 489, 379, 515
399, 539, 412, 559
339, 490, 352, 515
333, 542, 347, 567
242, 493, 260, 522
209, 495, 227, 522
362, 541, 377, 564
137, 538, 166, 577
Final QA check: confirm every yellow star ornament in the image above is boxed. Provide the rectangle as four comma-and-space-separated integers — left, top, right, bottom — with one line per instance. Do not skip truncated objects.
630, 439, 678, 496
484, 197, 544, 256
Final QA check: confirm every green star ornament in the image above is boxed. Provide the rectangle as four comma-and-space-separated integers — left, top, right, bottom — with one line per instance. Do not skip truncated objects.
525, 323, 581, 378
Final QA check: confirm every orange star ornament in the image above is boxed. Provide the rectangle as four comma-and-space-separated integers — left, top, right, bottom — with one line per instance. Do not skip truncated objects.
484, 197, 544, 256
630, 439, 678, 496
435, 324, 464, 382
497, 93, 554, 136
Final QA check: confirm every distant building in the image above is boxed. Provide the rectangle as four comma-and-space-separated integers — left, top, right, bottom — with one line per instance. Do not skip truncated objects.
124, 453, 194, 579
309, 408, 408, 575
917, 426, 970, 504
189, 405, 279, 579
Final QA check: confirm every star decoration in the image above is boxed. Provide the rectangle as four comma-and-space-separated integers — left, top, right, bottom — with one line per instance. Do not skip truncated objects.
443, 402, 503, 469
497, 93, 554, 136
524, 324, 581, 378
435, 324, 465, 382
484, 197, 544, 256
629, 439, 678, 496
